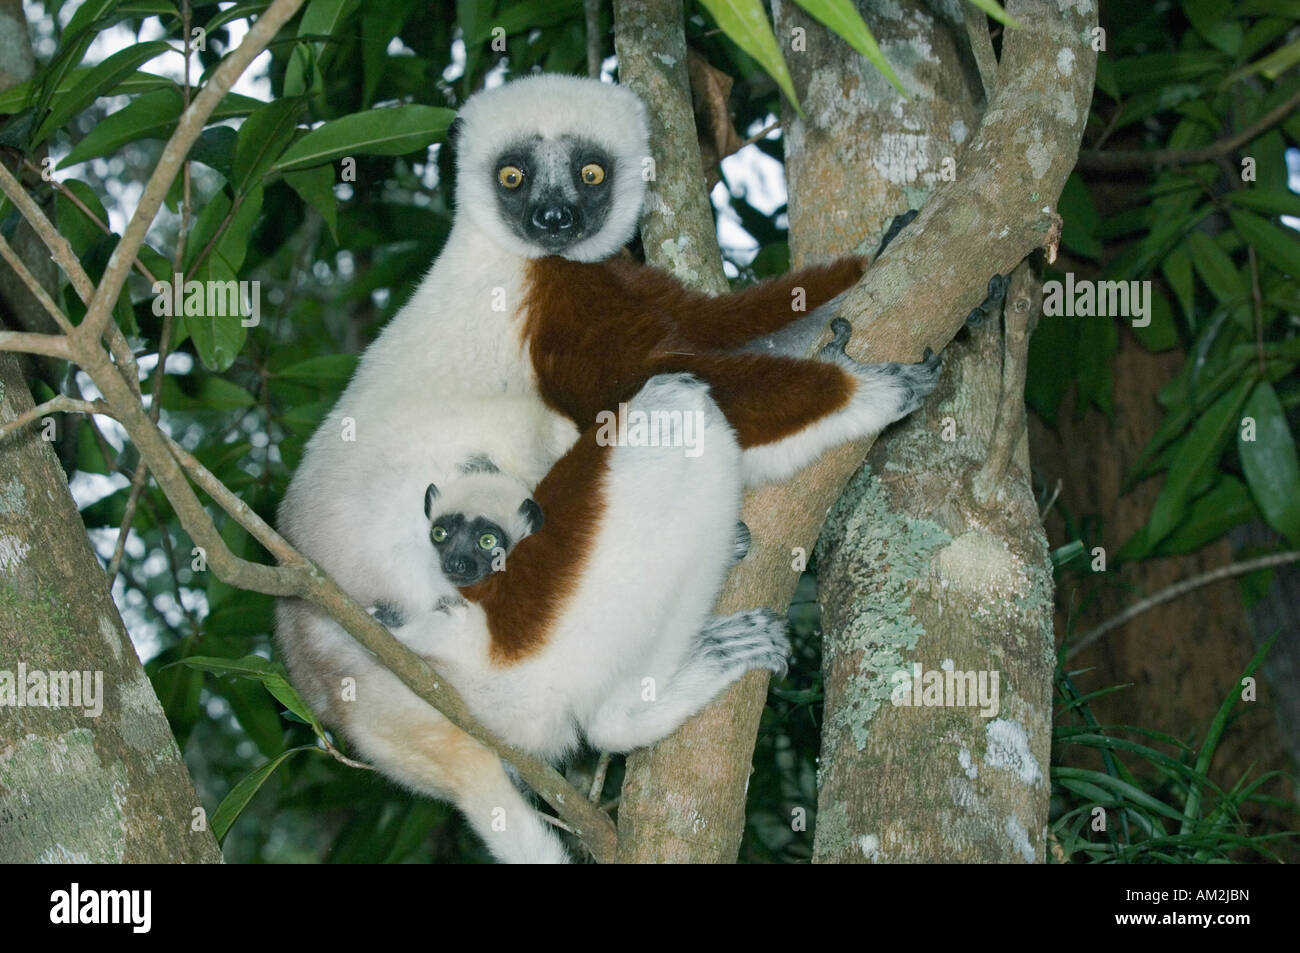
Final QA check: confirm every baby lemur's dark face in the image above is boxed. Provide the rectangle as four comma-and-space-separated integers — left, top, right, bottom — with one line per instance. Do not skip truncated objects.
425, 479, 544, 588
429, 512, 512, 587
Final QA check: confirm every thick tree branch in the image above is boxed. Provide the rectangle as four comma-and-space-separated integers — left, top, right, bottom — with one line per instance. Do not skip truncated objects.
0, 12, 616, 858
613, 0, 1096, 862
964, 9, 999, 99
612, 0, 762, 864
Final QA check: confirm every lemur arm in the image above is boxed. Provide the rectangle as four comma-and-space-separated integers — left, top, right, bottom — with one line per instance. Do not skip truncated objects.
604, 255, 867, 350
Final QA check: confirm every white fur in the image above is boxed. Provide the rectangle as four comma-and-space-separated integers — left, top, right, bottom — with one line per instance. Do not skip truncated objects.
428, 469, 537, 549
276, 75, 916, 865
454, 74, 649, 263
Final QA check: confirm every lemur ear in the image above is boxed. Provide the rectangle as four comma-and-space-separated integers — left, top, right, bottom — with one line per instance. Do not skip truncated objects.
424, 483, 440, 519
446, 117, 464, 151
519, 499, 544, 535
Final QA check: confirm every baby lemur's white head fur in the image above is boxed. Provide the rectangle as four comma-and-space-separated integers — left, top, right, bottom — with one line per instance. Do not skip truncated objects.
452, 74, 650, 262
425, 457, 544, 588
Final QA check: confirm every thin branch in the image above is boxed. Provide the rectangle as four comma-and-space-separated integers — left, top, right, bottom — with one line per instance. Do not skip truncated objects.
1077, 88, 1300, 171
1067, 550, 1300, 659
26, 159, 160, 283
0, 230, 74, 333
0, 394, 109, 440
584, 0, 602, 78
1039, 477, 1062, 520
589, 751, 612, 802
159, 429, 301, 567
5, 159, 143, 396
737, 117, 781, 151
76, 0, 307, 343
973, 260, 1038, 503
105, 459, 150, 584
0, 161, 94, 303
964, 9, 999, 100
0, 328, 71, 359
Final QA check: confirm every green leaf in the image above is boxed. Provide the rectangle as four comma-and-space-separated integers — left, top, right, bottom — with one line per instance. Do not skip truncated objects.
1185, 230, 1245, 303
271, 104, 454, 173
184, 255, 250, 372
212, 746, 313, 841
1161, 240, 1195, 320
1131, 287, 1180, 352
792, 0, 907, 96
34, 41, 174, 144
1183, 0, 1243, 55
59, 87, 183, 168
964, 0, 1021, 30
1110, 52, 1225, 95
283, 164, 338, 241
190, 125, 238, 179
1146, 377, 1253, 546
273, 353, 358, 382
286, 0, 359, 97
1238, 381, 1300, 544
1154, 476, 1258, 555
466, 0, 581, 43
205, 2, 270, 33
1058, 173, 1101, 261
221, 677, 286, 758
697, 0, 803, 116
174, 654, 324, 736
1050, 540, 1085, 568
1228, 209, 1300, 278
0, 68, 173, 115
454, 0, 489, 89
63, 0, 121, 41
54, 180, 112, 256
1228, 35, 1300, 82
1225, 188, 1300, 218
232, 99, 302, 192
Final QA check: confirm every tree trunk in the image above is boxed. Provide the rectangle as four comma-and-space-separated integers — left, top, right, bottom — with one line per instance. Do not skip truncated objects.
770, 0, 1057, 864
611, 0, 1095, 861
0, 0, 222, 863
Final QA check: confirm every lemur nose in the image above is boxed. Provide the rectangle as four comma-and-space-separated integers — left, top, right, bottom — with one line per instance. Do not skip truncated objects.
532, 204, 575, 232
446, 556, 469, 576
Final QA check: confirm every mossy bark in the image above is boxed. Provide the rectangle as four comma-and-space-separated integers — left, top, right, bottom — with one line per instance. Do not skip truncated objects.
0, 0, 221, 862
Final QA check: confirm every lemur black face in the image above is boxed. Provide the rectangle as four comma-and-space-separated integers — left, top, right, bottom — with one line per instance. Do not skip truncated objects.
492, 136, 615, 254
429, 512, 511, 588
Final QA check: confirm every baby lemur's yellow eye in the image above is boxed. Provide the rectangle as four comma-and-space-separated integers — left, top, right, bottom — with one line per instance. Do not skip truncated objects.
478, 533, 498, 551
498, 165, 524, 188
580, 163, 605, 185
431, 526, 447, 542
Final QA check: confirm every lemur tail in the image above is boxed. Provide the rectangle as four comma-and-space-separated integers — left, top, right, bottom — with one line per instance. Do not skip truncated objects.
336, 693, 568, 863
442, 745, 570, 864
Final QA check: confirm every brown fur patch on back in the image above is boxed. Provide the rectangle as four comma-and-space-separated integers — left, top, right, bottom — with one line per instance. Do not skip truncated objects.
462, 430, 610, 664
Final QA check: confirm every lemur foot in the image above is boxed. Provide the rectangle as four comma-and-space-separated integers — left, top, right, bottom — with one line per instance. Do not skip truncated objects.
732, 521, 751, 564
965, 273, 1010, 326
820, 317, 853, 360
820, 316, 943, 421
695, 608, 791, 679
890, 347, 943, 417
876, 209, 919, 258
368, 601, 406, 629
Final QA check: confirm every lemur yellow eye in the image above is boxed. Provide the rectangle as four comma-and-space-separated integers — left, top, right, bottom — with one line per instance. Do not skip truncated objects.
431, 526, 447, 542
498, 165, 523, 188
580, 163, 605, 185
478, 533, 498, 551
